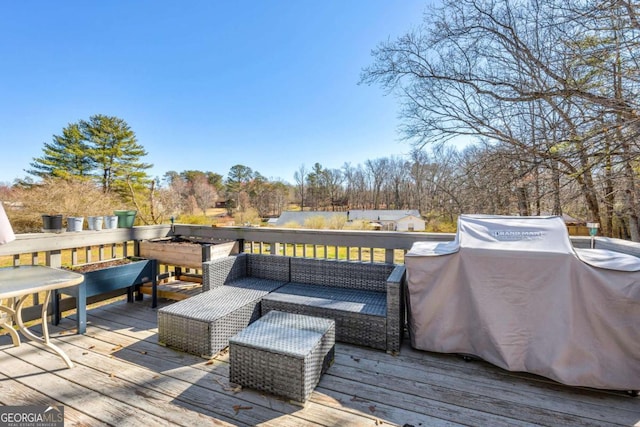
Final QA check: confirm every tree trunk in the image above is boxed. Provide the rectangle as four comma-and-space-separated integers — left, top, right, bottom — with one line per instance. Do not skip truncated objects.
516, 187, 530, 216
603, 141, 615, 238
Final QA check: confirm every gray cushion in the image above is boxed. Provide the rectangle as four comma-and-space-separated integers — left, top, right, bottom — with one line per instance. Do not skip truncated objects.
262, 283, 386, 316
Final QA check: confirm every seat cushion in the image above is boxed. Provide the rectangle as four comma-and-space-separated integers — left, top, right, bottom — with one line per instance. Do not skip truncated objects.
262, 283, 386, 316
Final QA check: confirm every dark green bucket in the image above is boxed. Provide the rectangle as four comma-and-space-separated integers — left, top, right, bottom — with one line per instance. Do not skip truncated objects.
114, 210, 137, 228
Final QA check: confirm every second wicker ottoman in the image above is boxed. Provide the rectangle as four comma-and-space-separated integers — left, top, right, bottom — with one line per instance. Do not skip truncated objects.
229, 310, 335, 404
158, 282, 281, 358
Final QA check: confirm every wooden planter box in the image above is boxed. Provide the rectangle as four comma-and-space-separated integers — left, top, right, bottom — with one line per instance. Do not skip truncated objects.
139, 237, 239, 269
54, 257, 158, 334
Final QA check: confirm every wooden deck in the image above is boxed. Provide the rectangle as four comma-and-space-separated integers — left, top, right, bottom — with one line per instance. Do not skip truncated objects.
0, 296, 638, 427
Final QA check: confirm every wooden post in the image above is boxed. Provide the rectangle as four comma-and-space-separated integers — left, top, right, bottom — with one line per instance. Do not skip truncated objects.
385, 248, 395, 264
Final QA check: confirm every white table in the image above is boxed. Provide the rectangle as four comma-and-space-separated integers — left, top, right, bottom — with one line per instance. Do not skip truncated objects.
0, 265, 84, 368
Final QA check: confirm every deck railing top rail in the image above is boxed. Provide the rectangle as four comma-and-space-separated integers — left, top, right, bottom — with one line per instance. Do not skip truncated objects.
0, 225, 171, 258
0, 224, 618, 262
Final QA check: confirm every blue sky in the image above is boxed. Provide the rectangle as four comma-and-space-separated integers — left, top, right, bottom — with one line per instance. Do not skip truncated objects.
0, 1, 430, 185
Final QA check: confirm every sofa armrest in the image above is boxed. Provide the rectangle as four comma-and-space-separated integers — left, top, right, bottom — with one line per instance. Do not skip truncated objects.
386, 264, 406, 353
202, 254, 247, 291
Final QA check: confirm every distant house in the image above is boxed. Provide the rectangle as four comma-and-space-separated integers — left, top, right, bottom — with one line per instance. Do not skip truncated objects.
395, 214, 426, 232
272, 211, 345, 227
271, 209, 425, 231
347, 210, 425, 231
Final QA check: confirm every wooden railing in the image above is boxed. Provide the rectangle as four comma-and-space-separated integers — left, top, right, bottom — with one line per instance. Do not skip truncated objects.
0, 225, 171, 265
0, 224, 632, 323
177, 225, 456, 263
0, 226, 170, 322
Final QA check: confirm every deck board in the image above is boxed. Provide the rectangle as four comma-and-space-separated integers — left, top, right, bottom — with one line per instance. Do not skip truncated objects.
338, 346, 640, 425
139, 280, 202, 302
0, 297, 638, 427
0, 370, 108, 426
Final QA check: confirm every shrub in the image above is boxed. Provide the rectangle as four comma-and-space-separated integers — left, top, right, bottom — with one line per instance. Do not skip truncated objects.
233, 208, 261, 226
282, 221, 301, 229
304, 216, 326, 229
344, 220, 369, 230
10, 177, 122, 233
327, 215, 347, 230
426, 218, 457, 233
176, 214, 214, 225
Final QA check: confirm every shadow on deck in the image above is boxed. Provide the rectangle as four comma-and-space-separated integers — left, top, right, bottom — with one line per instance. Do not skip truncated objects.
0, 296, 638, 427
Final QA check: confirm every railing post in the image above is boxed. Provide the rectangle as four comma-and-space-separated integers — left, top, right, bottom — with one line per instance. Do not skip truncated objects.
202, 244, 212, 263
385, 248, 395, 264
71, 248, 79, 265
46, 250, 62, 268
271, 243, 279, 255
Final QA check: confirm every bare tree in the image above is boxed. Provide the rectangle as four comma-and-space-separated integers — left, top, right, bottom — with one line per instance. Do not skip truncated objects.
322, 168, 345, 211
361, 0, 640, 239
384, 156, 410, 209
294, 164, 307, 211
192, 174, 218, 216
365, 158, 389, 209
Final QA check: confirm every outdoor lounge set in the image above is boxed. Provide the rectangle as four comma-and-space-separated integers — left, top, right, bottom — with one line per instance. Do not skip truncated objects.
157, 252, 405, 402
157, 215, 639, 401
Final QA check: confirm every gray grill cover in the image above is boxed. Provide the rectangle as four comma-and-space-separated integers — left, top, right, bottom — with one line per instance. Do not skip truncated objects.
406, 214, 640, 391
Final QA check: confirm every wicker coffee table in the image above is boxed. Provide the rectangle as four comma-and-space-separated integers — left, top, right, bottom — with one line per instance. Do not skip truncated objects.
229, 310, 335, 404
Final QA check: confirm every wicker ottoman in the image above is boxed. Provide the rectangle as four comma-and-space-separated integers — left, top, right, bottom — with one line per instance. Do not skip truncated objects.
158, 282, 281, 358
229, 310, 335, 404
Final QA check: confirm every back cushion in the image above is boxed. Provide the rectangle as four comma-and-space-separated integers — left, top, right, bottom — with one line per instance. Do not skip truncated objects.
247, 254, 290, 282
290, 258, 394, 292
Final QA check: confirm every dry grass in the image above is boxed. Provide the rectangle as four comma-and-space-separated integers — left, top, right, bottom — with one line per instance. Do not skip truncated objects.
255, 244, 404, 264
0, 243, 130, 269
9, 178, 123, 233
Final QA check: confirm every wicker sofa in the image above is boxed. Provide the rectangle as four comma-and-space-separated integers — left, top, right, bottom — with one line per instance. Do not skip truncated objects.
160, 253, 406, 356
261, 257, 406, 353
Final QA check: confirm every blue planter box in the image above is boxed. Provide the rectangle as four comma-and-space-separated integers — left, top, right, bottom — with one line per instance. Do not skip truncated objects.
53, 257, 157, 334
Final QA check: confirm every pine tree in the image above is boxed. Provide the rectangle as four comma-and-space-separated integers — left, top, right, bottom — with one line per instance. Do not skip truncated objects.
81, 114, 152, 194
28, 114, 153, 196
27, 123, 94, 179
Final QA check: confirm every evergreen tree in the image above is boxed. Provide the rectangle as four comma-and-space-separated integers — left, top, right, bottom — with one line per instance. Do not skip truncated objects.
28, 114, 152, 196
27, 123, 94, 179
226, 164, 254, 212
81, 114, 152, 194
